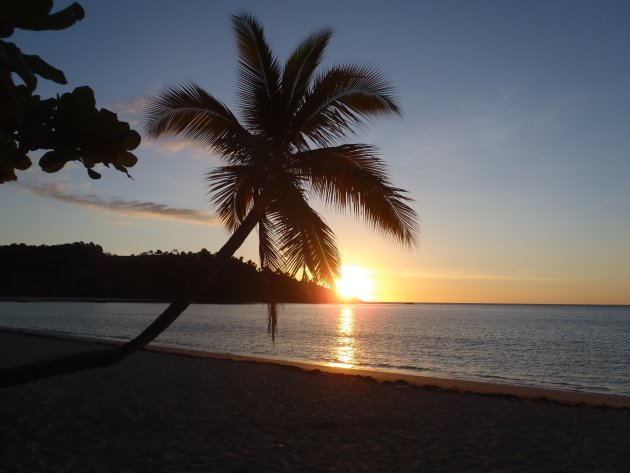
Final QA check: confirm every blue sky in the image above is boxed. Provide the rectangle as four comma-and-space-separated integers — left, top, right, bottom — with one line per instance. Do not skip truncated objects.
3, 0, 629, 303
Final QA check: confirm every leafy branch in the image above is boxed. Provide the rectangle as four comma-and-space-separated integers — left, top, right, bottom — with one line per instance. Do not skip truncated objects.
0, 0, 140, 183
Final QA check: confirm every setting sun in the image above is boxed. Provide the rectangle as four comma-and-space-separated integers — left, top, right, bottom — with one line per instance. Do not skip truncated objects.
335, 265, 375, 302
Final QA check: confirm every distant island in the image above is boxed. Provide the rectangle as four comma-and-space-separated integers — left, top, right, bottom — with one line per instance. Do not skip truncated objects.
0, 242, 339, 303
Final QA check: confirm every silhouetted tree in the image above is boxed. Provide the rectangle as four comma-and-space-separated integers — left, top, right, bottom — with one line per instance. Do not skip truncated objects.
0, 243, 335, 302
0, 0, 140, 183
1, 12, 417, 388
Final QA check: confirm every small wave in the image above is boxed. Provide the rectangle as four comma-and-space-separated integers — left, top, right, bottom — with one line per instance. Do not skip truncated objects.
361, 362, 430, 373
474, 373, 513, 381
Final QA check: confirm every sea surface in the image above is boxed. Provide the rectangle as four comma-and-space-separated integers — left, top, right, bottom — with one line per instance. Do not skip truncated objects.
1, 302, 629, 396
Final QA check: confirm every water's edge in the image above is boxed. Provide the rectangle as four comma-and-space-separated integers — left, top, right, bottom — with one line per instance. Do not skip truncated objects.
2, 302, 629, 397
3, 326, 630, 409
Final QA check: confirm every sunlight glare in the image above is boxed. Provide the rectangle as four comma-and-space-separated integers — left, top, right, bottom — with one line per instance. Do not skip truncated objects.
336, 265, 375, 302
331, 307, 355, 368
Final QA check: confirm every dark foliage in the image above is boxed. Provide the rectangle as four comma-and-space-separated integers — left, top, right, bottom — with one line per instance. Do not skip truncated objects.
0, 242, 337, 303
0, 0, 140, 183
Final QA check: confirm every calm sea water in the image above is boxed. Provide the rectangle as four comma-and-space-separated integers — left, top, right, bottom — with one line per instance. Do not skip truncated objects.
1, 302, 629, 396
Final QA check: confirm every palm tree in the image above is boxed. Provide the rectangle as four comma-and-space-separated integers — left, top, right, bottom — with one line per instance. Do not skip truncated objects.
0, 12, 417, 389
144, 12, 417, 331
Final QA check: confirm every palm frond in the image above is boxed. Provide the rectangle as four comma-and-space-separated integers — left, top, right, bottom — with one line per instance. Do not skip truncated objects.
232, 11, 282, 138
257, 216, 282, 271
144, 82, 251, 160
260, 220, 282, 343
293, 144, 418, 247
282, 27, 333, 122
266, 300, 280, 342
206, 165, 263, 231
290, 64, 401, 147
267, 177, 341, 286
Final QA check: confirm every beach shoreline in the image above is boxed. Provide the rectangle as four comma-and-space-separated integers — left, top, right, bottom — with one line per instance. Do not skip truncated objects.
2, 329, 630, 472
2, 326, 629, 409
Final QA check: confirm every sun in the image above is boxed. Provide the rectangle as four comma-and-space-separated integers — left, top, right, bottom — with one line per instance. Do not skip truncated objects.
335, 265, 375, 302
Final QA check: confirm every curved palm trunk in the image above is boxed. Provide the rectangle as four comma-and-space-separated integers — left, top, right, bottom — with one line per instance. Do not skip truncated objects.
0, 207, 263, 389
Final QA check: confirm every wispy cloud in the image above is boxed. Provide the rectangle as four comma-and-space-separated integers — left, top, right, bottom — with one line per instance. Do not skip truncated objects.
108, 96, 216, 159
107, 96, 208, 159
107, 97, 146, 128
108, 97, 147, 116
143, 137, 213, 159
22, 182, 218, 226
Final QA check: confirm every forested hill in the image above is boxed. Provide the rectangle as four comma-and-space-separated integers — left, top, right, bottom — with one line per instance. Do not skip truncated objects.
0, 243, 338, 303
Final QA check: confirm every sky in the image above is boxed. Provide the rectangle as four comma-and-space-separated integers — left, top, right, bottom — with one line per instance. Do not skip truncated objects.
2, 0, 630, 304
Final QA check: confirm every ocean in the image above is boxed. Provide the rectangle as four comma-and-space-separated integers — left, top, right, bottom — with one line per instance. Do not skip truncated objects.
1, 302, 629, 396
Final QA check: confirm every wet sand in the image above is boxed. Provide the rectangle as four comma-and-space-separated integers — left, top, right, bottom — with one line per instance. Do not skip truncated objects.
1, 330, 629, 472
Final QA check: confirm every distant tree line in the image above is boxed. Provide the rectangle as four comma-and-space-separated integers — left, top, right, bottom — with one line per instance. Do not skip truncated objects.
0, 242, 338, 303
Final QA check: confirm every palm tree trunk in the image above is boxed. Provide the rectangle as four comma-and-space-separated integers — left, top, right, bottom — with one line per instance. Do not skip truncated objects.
0, 207, 263, 389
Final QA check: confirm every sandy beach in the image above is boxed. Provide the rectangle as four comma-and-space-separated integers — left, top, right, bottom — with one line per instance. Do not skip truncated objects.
1, 331, 629, 472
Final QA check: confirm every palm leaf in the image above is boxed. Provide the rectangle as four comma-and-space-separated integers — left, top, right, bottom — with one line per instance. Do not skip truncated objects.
293, 144, 418, 247
258, 218, 283, 342
267, 177, 341, 285
266, 299, 281, 342
290, 64, 401, 147
232, 11, 282, 138
257, 216, 282, 271
282, 27, 333, 125
144, 82, 251, 160
206, 165, 263, 230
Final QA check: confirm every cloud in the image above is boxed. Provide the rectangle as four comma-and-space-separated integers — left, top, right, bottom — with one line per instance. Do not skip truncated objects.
108, 97, 147, 116
106, 97, 147, 128
143, 137, 212, 158
107, 96, 215, 159
23, 182, 218, 226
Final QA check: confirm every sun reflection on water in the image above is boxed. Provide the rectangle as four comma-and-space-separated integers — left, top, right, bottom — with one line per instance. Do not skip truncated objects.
329, 307, 356, 368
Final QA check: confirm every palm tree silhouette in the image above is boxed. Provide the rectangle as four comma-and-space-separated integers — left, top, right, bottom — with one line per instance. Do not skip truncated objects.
0, 12, 417, 388
145, 12, 417, 334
